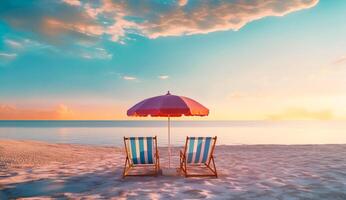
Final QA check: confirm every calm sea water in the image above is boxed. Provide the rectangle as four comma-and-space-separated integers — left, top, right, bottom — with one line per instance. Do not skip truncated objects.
0, 120, 345, 146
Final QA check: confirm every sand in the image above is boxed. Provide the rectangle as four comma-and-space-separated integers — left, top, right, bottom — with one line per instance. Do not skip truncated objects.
1, 140, 346, 199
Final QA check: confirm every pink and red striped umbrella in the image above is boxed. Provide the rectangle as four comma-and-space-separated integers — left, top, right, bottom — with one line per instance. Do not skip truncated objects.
127, 91, 209, 169
127, 91, 209, 117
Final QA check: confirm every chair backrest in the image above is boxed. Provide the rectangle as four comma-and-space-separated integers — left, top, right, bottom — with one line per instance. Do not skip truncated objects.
184, 136, 217, 164
124, 136, 156, 165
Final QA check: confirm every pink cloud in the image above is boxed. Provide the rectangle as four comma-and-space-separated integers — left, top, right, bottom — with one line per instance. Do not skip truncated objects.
42, 17, 104, 38
0, 104, 75, 120
333, 56, 346, 65
83, 0, 319, 41
79, 0, 318, 41
1, 0, 319, 44
178, 0, 188, 7
0, 103, 127, 120
62, 0, 81, 7
138, 0, 319, 39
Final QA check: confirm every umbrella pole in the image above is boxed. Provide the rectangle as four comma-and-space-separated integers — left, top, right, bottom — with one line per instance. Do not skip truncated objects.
168, 116, 171, 168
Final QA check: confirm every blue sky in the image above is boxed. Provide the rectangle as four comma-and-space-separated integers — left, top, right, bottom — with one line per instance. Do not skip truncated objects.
1, 0, 346, 120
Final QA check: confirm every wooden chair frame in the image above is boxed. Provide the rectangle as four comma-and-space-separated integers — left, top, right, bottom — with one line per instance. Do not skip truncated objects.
180, 136, 218, 178
122, 136, 160, 178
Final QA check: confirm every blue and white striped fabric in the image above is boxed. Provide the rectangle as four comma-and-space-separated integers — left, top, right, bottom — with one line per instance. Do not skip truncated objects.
126, 137, 155, 165
186, 137, 214, 164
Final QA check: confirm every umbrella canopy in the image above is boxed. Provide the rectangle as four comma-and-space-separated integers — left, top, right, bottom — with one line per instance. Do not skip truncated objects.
127, 91, 209, 117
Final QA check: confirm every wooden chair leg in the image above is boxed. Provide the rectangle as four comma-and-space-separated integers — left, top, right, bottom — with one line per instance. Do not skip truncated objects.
180, 153, 188, 177
157, 155, 160, 170
184, 160, 188, 177
155, 157, 160, 176
212, 156, 217, 177
122, 157, 130, 178
206, 156, 217, 178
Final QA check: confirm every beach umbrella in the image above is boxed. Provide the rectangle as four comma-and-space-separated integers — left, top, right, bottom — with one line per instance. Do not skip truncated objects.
127, 91, 209, 168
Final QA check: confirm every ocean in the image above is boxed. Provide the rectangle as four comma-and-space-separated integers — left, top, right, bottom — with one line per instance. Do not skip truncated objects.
0, 120, 345, 146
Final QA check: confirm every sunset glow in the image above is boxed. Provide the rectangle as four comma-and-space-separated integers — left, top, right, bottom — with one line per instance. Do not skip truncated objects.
1, 0, 346, 120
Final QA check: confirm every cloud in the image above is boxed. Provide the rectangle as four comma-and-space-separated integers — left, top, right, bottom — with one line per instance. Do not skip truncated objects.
0, 104, 75, 120
0, 103, 127, 120
62, 0, 81, 7
5, 39, 23, 48
0, 1, 113, 60
158, 75, 169, 80
4, 37, 52, 51
1, 37, 57, 62
86, 0, 319, 40
0, 0, 319, 45
267, 107, 333, 120
81, 47, 112, 59
0, 52, 17, 60
140, 0, 318, 39
178, 0, 188, 7
333, 55, 346, 65
0, 0, 101, 49
123, 76, 137, 81
56, 104, 74, 118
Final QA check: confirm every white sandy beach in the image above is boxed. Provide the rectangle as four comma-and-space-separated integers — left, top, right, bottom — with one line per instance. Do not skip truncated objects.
1, 139, 346, 199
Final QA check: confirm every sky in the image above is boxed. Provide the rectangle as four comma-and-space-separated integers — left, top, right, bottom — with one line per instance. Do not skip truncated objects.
0, 0, 346, 120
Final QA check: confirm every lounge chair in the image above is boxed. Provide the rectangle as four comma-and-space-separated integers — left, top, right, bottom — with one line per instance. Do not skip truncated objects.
123, 136, 160, 178
180, 136, 217, 177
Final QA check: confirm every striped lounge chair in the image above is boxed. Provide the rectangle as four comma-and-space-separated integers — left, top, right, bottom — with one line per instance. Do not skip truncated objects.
123, 136, 160, 178
180, 136, 217, 177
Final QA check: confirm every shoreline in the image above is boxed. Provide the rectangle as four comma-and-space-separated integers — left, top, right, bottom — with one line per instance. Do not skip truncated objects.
1, 139, 346, 199
2, 138, 345, 147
